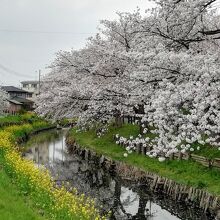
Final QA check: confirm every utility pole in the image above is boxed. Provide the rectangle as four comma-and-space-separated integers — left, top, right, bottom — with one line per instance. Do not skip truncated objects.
38, 69, 41, 95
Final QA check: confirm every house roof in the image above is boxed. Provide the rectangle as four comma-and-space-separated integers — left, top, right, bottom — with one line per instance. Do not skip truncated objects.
1, 86, 29, 93
12, 96, 34, 104
8, 99, 23, 105
21, 80, 39, 85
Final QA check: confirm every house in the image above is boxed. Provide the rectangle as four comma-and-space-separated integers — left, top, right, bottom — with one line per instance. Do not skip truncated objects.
1, 86, 33, 99
1, 86, 34, 113
7, 99, 23, 113
21, 80, 39, 100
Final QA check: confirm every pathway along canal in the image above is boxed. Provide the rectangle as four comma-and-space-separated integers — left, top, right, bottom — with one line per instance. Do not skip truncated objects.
22, 129, 216, 220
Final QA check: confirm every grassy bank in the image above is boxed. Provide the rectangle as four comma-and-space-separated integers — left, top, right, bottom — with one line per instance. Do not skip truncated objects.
0, 113, 42, 128
0, 118, 105, 220
69, 124, 220, 196
0, 167, 46, 220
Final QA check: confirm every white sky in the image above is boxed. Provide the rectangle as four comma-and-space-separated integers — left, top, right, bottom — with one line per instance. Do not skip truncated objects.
0, 0, 154, 86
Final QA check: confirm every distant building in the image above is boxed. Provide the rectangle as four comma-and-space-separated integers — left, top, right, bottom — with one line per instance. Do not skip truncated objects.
1, 86, 34, 113
21, 80, 39, 100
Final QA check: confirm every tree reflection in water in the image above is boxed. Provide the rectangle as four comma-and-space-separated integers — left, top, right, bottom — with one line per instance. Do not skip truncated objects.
108, 178, 155, 220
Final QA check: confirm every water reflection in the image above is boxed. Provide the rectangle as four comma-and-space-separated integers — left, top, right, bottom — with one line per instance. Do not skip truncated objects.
23, 129, 67, 166
23, 130, 215, 220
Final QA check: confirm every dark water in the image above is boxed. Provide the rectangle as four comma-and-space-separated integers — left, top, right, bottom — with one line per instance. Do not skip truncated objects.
23, 129, 215, 220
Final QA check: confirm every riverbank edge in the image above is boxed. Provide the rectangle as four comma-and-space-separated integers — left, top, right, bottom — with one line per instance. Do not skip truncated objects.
0, 166, 46, 220
0, 122, 105, 220
66, 135, 220, 217
13, 125, 57, 146
0, 122, 55, 220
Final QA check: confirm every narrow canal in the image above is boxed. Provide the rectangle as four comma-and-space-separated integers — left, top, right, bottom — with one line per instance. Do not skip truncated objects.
22, 129, 215, 220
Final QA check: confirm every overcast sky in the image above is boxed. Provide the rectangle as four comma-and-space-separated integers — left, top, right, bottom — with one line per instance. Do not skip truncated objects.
0, 0, 154, 87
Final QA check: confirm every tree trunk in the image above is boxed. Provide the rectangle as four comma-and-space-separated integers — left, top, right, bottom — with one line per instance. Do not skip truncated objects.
115, 114, 123, 127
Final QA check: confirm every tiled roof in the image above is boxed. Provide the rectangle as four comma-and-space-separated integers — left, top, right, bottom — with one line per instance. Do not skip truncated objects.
1, 86, 29, 93
8, 99, 23, 105
12, 96, 34, 104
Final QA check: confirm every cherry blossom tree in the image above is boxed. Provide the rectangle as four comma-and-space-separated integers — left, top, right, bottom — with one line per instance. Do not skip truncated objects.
130, 0, 220, 159
36, 0, 220, 160
0, 88, 9, 115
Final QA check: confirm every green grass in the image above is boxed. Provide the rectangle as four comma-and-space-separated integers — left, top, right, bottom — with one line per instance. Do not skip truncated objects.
70, 124, 220, 196
0, 115, 23, 126
0, 167, 47, 220
5, 121, 53, 144
191, 142, 220, 159
0, 113, 45, 128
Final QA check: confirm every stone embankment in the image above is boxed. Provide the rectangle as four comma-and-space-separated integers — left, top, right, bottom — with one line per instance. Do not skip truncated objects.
66, 136, 220, 218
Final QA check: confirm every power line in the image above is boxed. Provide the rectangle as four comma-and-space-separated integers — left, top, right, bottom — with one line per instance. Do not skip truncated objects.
0, 63, 30, 78
0, 29, 96, 35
